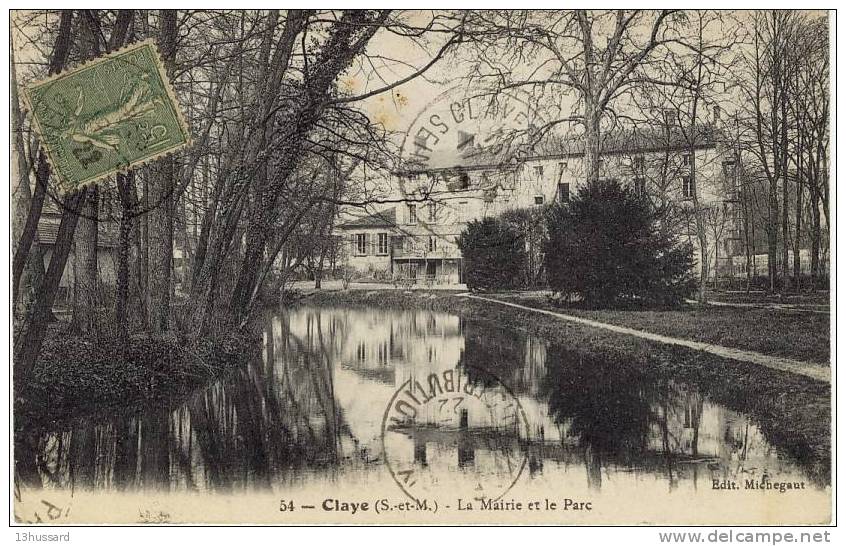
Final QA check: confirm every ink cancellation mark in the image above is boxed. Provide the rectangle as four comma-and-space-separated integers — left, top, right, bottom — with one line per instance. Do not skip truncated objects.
393, 86, 546, 259
380, 365, 530, 503
398, 86, 544, 174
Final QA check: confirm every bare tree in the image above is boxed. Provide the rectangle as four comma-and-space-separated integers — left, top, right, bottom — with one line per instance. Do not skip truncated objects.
630, 11, 739, 302
463, 10, 681, 185
742, 11, 795, 293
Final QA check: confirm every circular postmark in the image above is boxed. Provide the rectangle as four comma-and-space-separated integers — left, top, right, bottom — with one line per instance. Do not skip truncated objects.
396, 85, 547, 208
381, 365, 529, 503
391, 87, 548, 286
399, 85, 545, 174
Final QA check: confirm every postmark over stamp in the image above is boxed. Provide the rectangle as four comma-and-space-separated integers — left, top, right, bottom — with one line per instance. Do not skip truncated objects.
23, 39, 191, 194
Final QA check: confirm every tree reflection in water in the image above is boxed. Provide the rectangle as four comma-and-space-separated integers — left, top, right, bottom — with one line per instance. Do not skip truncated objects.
459, 320, 818, 491
16, 306, 825, 495
21, 310, 359, 493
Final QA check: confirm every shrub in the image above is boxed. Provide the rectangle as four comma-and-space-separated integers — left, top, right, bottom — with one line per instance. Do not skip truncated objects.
500, 207, 548, 288
458, 217, 527, 291
544, 179, 695, 307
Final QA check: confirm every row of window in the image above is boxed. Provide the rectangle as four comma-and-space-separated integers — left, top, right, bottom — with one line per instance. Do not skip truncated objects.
400, 173, 695, 224
354, 233, 389, 255
352, 233, 442, 256
404, 203, 438, 225
529, 154, 692, 179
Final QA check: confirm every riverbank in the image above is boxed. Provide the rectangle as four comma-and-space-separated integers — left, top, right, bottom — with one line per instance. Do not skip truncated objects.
15, 326, 260, 428
492, 291, 830, 364
301, 289, 831, 484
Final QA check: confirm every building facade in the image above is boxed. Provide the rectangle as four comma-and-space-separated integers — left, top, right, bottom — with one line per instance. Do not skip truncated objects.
336, 126, 740, 285
35, 200, 119, 304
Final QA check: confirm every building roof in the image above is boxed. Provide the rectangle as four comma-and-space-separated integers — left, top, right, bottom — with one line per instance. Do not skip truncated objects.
337, 207, 397, 229
400, 123, 722, 175
36, 218, 119, 248
533, 123, 720, 158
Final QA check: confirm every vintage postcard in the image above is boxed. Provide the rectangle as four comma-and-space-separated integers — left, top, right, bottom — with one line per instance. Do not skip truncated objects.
9, 8, 833, 527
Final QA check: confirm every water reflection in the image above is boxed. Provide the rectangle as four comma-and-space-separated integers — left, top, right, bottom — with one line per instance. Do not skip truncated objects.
16, 306, 827, 497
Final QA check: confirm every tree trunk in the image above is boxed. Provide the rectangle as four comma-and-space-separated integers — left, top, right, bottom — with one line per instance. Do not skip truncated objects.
10, 47, 49, 317
140, 174, 150, 327
713, 235, 719, 291
15, 189, 89, 381
115, 173, 136, 341
767, 180, 779, 293
793, 135, 803, 292
780, 95, 789, 293
740, 170, 753, 293
148, 10, 178, 334
810, 185, 820, 289
11, 11, 74, 309
584, 109, 602, 186
689, 150, 708, 304
73, 188, 100, 335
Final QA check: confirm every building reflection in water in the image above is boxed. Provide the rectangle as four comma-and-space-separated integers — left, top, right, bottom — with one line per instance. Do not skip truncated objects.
16, 306, 825, 495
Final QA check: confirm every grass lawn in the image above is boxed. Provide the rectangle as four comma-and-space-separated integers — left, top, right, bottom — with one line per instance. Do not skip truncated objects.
493, 292, 830, 364
707, 291, 830, 306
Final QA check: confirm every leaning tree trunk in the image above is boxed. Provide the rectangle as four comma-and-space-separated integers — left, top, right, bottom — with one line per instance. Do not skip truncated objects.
11, 11, 73, 310
15, 189, 89, 381
11, 48, 49, 317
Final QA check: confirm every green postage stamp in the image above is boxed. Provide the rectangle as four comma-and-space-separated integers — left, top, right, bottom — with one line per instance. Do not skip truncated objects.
23, 39, 190, 194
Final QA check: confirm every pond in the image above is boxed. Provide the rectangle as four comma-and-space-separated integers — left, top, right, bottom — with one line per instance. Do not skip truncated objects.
14, 305, 830, 524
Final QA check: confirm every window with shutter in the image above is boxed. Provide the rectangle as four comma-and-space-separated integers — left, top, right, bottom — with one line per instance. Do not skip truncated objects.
355, 233, 368, 255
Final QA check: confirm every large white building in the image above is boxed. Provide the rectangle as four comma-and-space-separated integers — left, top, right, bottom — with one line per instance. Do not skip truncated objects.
336, 125, 739, 285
